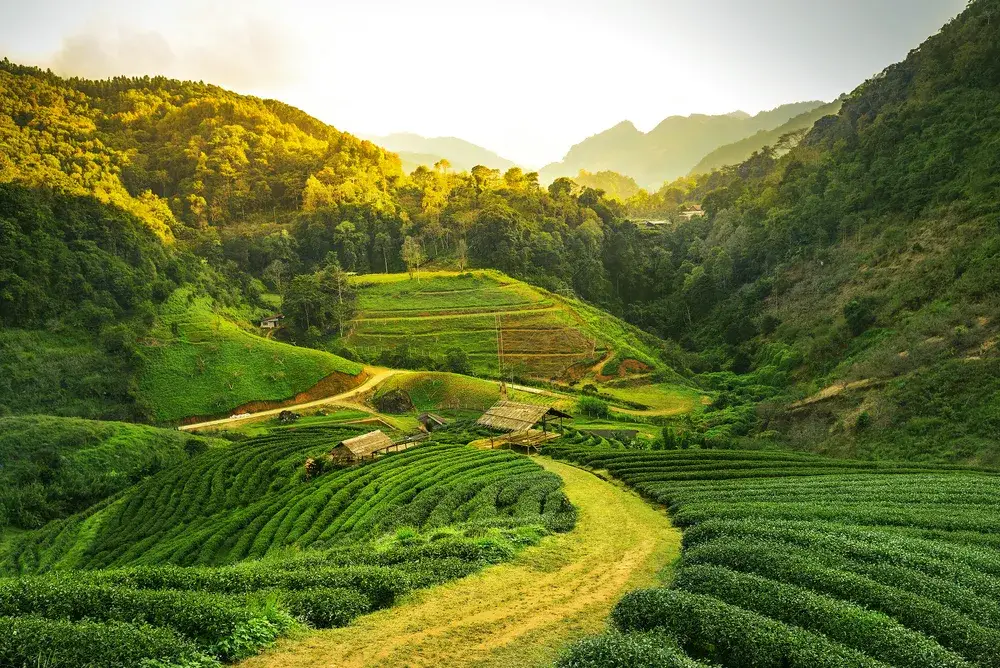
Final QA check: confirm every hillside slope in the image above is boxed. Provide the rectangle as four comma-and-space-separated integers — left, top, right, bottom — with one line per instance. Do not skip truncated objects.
0, 415, 217, 530
337, 270, 672, 383
689, 99, 844, 175
539, 102, 825, 188
614, 0, 1000, 462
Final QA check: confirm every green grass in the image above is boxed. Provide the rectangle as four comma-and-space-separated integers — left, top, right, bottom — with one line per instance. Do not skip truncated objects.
0, 415, 220, 530
601, 383, 704, 414
546, 445, 1000, 667
342, 270, 669, 385
139, 291, 363, 422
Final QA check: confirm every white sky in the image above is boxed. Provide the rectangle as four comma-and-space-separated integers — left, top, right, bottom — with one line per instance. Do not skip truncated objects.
0, 0, 968, 167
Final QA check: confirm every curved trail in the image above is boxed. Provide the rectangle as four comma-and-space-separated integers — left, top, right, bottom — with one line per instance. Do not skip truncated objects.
241, 459, 681, 668
178, 368, 401, 432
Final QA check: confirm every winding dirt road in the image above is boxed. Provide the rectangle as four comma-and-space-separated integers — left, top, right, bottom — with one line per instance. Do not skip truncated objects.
240, 459, 681, 668
177, 368, 400, 432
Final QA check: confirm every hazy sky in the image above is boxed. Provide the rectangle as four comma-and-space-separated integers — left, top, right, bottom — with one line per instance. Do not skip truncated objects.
0, 0, 968, 167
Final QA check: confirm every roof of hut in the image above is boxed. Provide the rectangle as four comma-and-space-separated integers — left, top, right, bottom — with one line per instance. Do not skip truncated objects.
476, 400, 571, 432
335, 430, 393, 458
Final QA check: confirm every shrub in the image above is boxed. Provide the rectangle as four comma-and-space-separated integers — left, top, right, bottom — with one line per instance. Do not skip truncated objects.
578, 396, 610, 419
558, 631, 705, 667
844, 297, 877, 336
280, 588, 371, 628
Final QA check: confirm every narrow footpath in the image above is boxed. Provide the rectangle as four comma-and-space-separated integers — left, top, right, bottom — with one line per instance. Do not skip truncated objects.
241, 458, 681, 668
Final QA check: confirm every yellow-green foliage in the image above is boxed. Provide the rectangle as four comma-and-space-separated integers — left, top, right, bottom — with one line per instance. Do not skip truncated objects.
139, 291, 362, 422
345, 271, 665, 380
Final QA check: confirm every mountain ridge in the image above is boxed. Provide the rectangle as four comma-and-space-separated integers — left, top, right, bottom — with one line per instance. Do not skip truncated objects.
539, 101, 826, 188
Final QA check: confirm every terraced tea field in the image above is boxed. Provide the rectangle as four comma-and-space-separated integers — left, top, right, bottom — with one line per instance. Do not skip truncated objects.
342, 271, 665, 381
544, 444, 1000, 668
0, 422, 575, 666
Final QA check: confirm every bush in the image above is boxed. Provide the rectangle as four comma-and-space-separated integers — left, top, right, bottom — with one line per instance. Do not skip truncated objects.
558, 631, 705, 667
844, 297, 877, 337
578, 396, 610, 419
281, 588, 371, 628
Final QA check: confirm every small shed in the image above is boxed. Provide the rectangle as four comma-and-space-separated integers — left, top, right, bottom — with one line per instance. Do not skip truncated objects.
477, 400, 571, 434
260, 314, 285, 329
330, 430, 393, 462
679, 204, 705, 221
418, 412, 448, 432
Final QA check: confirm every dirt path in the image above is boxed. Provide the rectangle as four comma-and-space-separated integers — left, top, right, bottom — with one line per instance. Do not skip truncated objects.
178, 368, 403, 432
240, 459, 681, 668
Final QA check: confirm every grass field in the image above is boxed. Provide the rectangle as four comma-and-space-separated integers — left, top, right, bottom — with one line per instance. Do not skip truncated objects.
139, 291, 364, 423
545, 444, 1000, 667
342, 271, 665, 382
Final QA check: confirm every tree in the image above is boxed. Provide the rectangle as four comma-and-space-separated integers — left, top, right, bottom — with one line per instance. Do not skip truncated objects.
401, 236, 424, 279
456, 238, 468, 271
262, 259, 288, 292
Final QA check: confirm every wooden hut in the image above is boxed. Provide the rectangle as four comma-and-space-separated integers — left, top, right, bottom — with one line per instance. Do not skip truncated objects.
418, 412, 448, 432
477, 400, 571, 433
330, 430, 393, 463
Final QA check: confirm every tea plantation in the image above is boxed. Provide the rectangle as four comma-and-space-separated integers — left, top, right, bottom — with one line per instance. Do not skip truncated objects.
342, 271, 666, 380
546, 443, 1000, 668
0, 422, 575, 666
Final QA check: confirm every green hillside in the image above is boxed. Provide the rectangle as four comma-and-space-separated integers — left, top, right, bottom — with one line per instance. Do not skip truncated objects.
689, 99, 844, 175
548, 443, 1000, 668
0, 422, 574, 666
140, 291, 363, 423
339, 270, 670, 383
0, 415, 218, 530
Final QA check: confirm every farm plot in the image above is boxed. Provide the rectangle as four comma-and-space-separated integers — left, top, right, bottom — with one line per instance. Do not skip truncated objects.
544, 444, 1000, 668
0, 423, 575, 667
342, 271, 661, 381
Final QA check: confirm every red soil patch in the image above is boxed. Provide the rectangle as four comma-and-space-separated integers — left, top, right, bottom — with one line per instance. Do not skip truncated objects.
596, 358, 651, 382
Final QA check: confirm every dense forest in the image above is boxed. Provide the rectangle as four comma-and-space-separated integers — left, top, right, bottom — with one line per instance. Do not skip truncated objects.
3, 0, 1000, 458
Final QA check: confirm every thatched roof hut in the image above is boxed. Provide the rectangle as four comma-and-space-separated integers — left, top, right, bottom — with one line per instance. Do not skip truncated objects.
477, 400, 571, 433
331, 430, 393, 462
418, 412, 448, 431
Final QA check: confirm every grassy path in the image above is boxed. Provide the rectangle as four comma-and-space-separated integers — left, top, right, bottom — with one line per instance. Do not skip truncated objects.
240, 458, 681, 668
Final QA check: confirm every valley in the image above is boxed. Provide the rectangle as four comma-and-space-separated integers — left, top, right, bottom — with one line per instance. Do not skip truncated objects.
2, 1, 1000, 666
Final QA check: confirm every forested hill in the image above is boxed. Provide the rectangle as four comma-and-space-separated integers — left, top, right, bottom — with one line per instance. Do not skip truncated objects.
538, 101, 825, 188
0, 58, 403, 240
688, 99, 844, 176
616, 0, 1000, 462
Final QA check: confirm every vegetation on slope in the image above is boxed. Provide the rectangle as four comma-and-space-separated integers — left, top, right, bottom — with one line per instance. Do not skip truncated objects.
339, 270, 672, 383
0, 422, 575, 666
547, 444, 1000, 667
689, 99, 844, 175
140, 290, 363, 422
0, 415, 216, 530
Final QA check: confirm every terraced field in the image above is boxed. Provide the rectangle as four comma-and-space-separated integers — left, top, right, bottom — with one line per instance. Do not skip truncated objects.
343, 271, 664, 381
0, 422, 575, 666
141, 291, 364, 423
544, 445, 1000, 668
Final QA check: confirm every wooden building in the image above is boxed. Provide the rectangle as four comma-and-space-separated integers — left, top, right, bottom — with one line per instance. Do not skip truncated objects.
330, 430, 393, 463
477, 400, 571, 433
418, 412, 448, 432
260, 314, 284, 329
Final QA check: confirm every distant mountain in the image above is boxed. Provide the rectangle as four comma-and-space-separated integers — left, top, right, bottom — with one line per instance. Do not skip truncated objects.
366, 132, 516, 173
539, 101, 826, 188
689, 99, 844, 175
